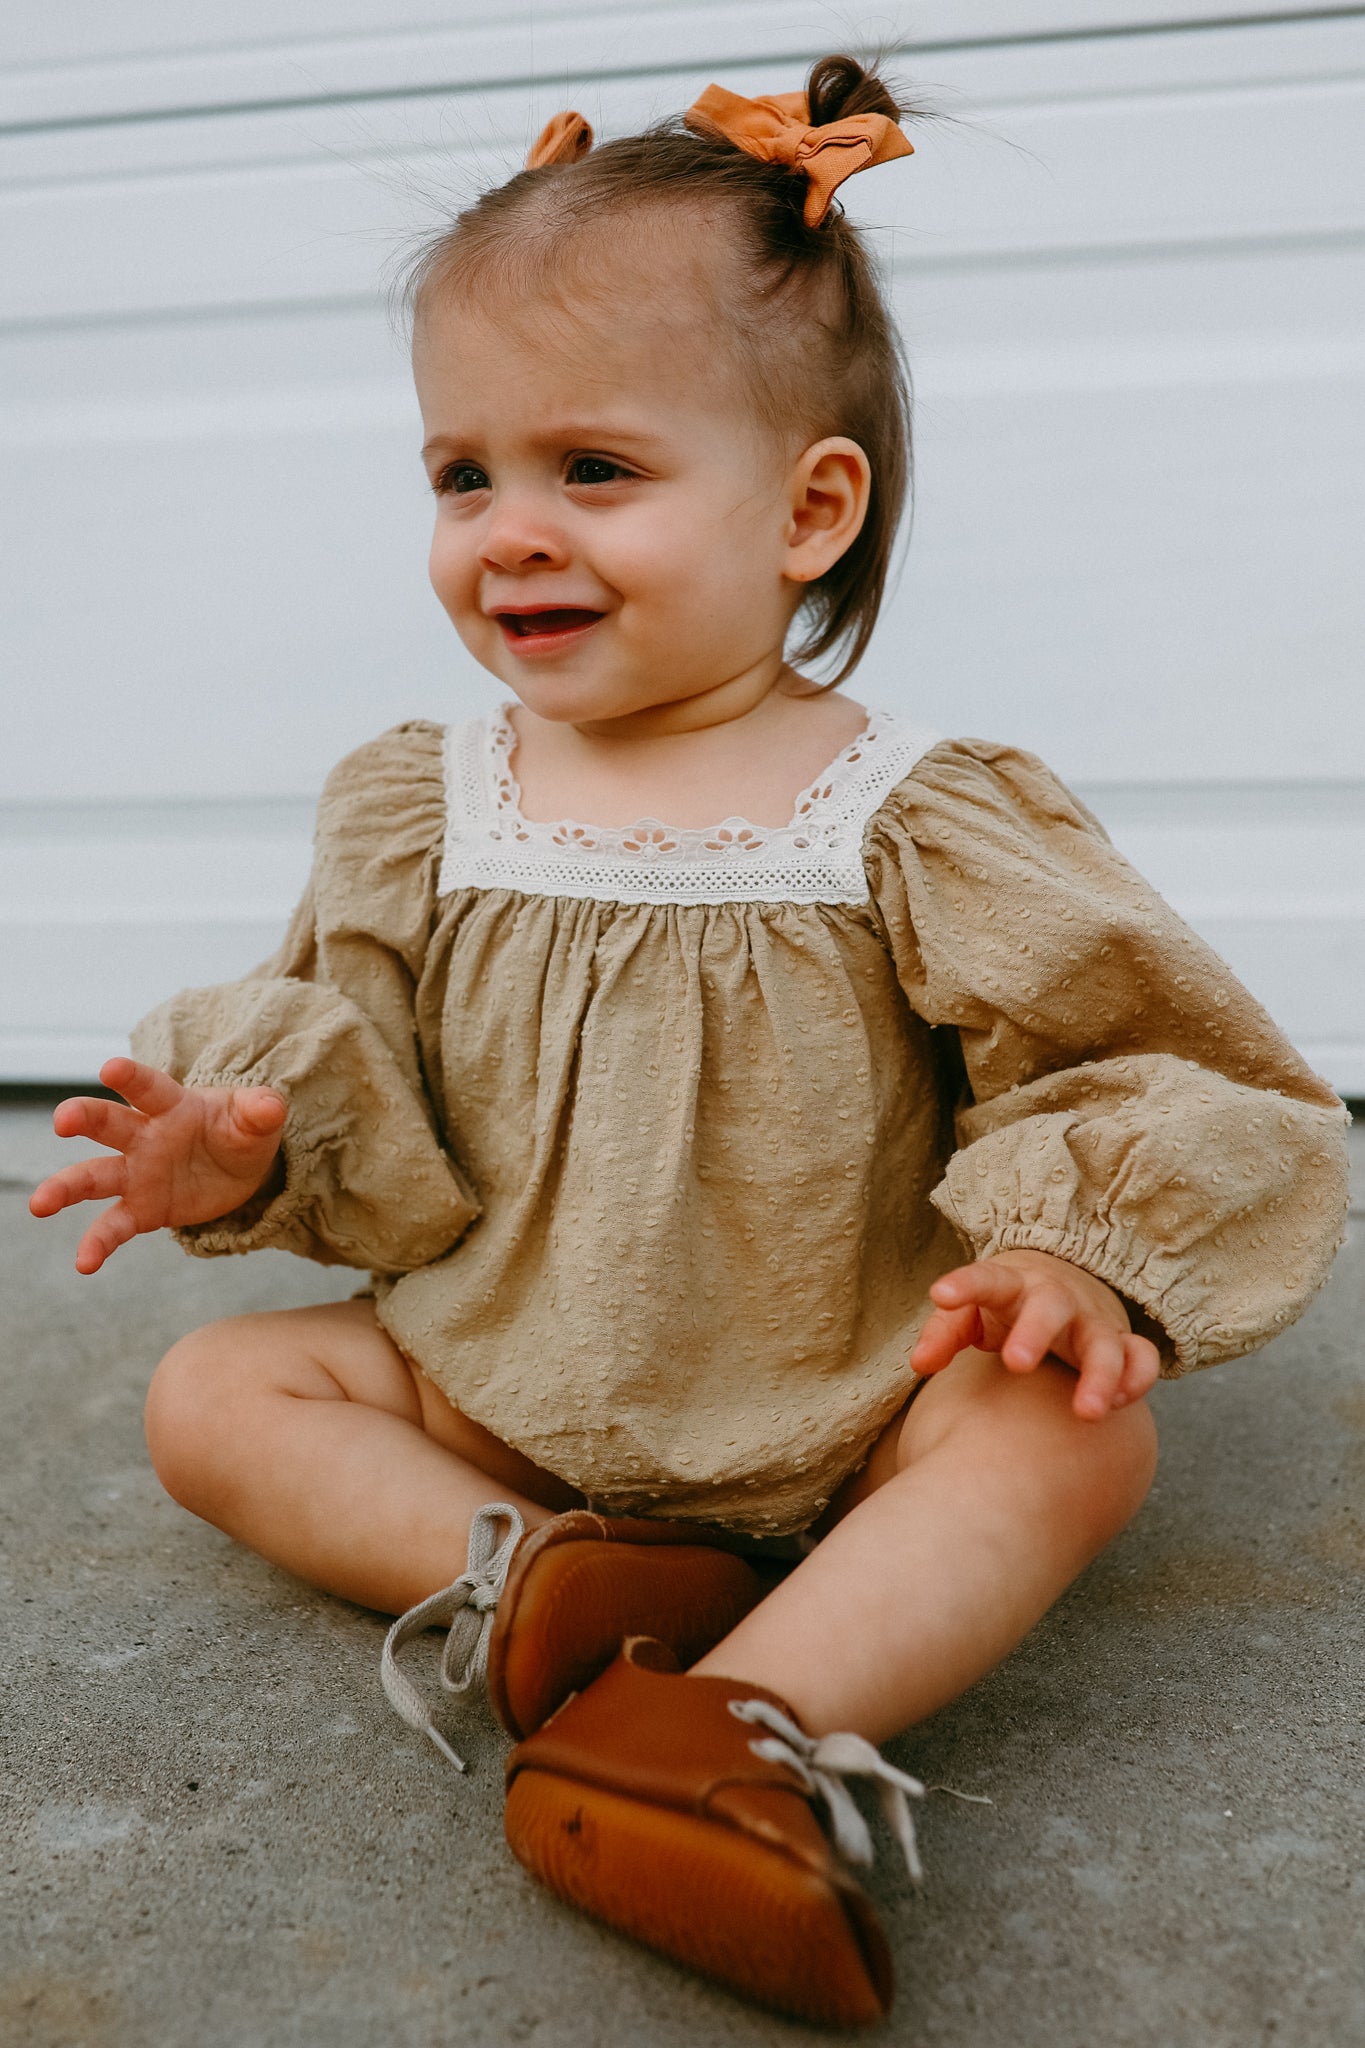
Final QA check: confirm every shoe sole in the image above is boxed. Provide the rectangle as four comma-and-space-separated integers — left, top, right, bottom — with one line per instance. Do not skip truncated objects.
505, 1767, 892, 2026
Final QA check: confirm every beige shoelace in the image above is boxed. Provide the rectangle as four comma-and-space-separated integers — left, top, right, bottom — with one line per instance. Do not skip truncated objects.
380, 1502, 525, 1770
729, 1696, 928, 1883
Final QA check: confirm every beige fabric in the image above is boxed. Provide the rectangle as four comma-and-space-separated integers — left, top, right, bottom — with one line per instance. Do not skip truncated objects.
133, 720, 1350, 1537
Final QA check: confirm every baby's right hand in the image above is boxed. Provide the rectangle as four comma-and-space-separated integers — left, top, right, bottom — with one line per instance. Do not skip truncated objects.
28, 1055, 287, 1275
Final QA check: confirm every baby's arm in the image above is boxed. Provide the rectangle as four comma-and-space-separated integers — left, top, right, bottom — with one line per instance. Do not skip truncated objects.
33, 727, 479, 1279
868, 743, 1349, 1388
910, 1247, 1160, 1421
29, 1055, 287, 1274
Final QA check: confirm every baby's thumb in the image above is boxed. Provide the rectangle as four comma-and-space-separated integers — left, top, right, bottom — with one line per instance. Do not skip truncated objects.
232, 1087, 287, 1137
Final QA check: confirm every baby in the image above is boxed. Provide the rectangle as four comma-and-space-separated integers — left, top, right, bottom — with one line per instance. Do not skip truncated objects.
32, 57, 1349, 2027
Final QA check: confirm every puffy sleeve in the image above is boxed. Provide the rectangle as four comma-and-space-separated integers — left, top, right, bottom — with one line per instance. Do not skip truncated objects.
130, 721, 479, 1271
865, 739, 1350, 1375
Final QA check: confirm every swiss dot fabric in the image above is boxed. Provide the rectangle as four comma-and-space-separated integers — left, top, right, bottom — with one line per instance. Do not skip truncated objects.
132, 715, 1350, 1537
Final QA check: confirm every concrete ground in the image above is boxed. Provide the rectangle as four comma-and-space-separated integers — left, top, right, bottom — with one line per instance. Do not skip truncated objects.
2, 1097, 1363, 2048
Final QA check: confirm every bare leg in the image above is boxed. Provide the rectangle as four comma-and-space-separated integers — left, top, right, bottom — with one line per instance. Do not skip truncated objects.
144, 1299, 582, 1614
690, 1347, 1157, 1743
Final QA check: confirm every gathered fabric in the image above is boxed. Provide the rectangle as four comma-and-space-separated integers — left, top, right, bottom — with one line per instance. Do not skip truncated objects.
684, 83, 914, 226
134, 711, 1350, 1539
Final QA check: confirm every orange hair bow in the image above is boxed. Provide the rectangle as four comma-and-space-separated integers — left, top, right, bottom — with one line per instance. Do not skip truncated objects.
684, 83, 913, 227
525, 110, 594, 169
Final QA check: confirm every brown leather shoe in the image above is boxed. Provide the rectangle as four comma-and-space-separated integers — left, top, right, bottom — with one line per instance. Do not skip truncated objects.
382, 1505, 771, 1768
504, 1637, 906, 2026
486, 1511, 767, 1739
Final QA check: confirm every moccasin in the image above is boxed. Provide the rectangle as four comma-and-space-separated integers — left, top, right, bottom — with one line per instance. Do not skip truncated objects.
382, 1504, 769, 1765
487, 1510, 767, 1738
504, 1636, 903, 2026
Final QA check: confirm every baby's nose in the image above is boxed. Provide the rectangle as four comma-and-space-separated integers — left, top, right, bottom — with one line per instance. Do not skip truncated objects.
478, 498, 570, 573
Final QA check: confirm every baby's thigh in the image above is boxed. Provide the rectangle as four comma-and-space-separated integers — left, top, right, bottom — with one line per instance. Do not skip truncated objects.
144, 1298, 431, 1453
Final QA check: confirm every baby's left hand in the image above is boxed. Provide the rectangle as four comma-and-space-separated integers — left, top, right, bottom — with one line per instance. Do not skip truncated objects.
909, 1248, 1161, 1420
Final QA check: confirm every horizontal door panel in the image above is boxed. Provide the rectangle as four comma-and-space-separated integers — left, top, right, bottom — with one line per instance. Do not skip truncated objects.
0, 3, 1351, 124
872, 336, 1365, 782
7, 17, 1365, 191
2, 392, 474, 803
6, 63, 1365, 327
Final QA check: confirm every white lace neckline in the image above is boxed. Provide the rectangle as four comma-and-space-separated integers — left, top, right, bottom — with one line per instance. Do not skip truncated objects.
438, 701, 941, 907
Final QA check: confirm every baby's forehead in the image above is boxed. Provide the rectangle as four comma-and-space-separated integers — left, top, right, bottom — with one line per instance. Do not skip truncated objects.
428, 285, 661, 356
415, 278, 749, 426
411, 198, 813, 453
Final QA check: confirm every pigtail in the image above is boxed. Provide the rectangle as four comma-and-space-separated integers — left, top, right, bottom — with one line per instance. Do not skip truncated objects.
804, 54, 905, 129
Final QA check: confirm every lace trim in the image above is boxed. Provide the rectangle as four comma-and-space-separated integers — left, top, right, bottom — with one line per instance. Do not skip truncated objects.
438, 701, 941, 907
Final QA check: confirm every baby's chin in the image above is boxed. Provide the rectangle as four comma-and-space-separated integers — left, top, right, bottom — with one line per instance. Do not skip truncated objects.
490, 661, 703, 732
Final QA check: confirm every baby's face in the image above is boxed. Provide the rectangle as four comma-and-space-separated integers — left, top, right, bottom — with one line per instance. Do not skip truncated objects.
414, 292, 805, 728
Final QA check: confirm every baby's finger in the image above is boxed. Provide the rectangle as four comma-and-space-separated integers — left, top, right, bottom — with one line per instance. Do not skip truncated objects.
74, 1200, 140, 1276
1071, 1322, 1127, 1420
928, 1261, 1025, 1314
998, 1285, 1075, 1373
1111, 1333, 1161, 1408
230, 1087, 287, 1137
99, 1056, 183, 1118
909, 1302, 982, 1374
51, 1095, 144, 1151
29, 1157, 127, 1218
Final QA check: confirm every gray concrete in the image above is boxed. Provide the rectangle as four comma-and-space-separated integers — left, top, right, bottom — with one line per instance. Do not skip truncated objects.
3, 1103, 1363, 2048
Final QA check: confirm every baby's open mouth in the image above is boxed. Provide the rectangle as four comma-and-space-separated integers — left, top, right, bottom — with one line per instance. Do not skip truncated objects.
496, 608, 604, 641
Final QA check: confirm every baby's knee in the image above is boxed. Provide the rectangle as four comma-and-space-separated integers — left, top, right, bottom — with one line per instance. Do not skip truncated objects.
144, 1321, 250, 1510
1061, 1382, 1158, 1542
937, 1353, 1158, 1540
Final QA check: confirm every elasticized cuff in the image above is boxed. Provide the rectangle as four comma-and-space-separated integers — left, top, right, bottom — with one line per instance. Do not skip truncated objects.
962, 1219, 1209, 1375
927, 1168, 1230, 1376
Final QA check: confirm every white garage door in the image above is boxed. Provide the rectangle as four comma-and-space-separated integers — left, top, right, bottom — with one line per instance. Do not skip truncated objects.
3, 3, 1363, 1089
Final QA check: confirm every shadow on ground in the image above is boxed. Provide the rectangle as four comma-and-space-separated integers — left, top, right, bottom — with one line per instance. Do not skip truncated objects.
3, 1106, 1363, 2048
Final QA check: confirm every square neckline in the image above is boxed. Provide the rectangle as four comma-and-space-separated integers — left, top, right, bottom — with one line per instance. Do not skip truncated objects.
488, 699, 883, 842
437, 702, 942, 907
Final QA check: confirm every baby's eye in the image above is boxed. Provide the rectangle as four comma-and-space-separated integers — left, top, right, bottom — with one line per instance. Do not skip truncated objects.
437, 461, 489, 495
567, 454, 628, 487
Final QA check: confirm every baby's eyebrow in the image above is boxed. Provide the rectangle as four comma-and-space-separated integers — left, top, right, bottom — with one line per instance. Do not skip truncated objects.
532, 420, 667, 449
420, 421, 668, 460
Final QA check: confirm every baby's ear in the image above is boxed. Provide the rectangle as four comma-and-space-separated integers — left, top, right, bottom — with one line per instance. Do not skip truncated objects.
784, 438, 871, 582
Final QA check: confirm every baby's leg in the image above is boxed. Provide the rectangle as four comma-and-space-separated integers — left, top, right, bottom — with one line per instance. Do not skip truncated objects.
144, 1300, 581, 1614
691, 1346, 1157, 1744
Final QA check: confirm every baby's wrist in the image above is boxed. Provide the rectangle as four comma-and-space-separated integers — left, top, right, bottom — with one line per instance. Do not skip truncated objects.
988, 1247, 1130, 1327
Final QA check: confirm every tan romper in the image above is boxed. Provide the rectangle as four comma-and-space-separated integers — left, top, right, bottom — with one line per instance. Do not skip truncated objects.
134, 706, 1350, 1537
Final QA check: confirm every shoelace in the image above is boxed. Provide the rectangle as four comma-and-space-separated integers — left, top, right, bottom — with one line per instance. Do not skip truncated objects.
729, 1696, 927, 1884
380, 1501, 525, 1770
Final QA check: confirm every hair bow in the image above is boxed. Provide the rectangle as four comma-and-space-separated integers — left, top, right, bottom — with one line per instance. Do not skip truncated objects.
525, 110, 594, 169
684, 83, 913, 227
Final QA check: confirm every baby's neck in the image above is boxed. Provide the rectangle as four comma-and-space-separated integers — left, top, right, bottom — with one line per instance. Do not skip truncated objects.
506, 681, 869, 831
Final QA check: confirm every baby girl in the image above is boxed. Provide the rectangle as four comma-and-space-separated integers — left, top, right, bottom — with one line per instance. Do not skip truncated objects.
32, 57, 1348, 2026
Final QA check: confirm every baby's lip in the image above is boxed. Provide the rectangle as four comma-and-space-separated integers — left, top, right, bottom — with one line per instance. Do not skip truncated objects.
492, 606, 606, 638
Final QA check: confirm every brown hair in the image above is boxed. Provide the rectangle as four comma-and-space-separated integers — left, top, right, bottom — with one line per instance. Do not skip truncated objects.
402, 55, 924, 685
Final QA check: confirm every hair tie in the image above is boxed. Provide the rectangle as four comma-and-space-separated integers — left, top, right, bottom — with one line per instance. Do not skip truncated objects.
683, 83, 912, 227
525, 111, 594, 170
